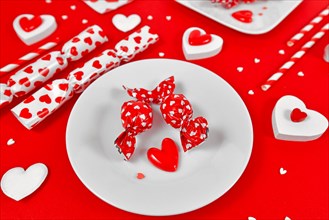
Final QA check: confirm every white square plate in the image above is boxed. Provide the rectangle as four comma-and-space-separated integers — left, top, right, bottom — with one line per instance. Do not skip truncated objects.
176, 0, 302, 34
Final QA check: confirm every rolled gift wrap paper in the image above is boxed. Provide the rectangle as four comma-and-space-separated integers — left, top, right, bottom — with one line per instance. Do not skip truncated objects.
11, 26, 159, 129
125, 76, 209, 152
115, 100, 153, 160
0, 25, 108, 108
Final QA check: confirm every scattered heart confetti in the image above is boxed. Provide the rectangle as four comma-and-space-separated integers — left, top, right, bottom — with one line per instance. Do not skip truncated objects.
7, 138, 15, 146
166, 16, 172, 21
279, 49, 285, 55
147, 15, 153, 20
280, 167, 287, 175
237, 67, 244, 72
70, 5, 76, 10
248, 217, 256, 220
248, 90, 254, 95
159, 52, 165, 57
82, 19, 88, 24
297, 71, 304, 77
254, 58, 260, 63
1, 163, 48, 201
62, 15, 68, 20
136, 173, 145, 179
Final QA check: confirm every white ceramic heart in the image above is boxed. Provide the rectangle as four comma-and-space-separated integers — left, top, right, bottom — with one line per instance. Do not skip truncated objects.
272, 95, 328, 141
13, 14, 57, 45
182, 27, 223, 60
1, 163, 48, 201
82, 0, 131, 14
112, 14, 141, 33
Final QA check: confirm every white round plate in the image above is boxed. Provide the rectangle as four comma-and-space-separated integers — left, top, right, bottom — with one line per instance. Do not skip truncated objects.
66, 59, 253, 216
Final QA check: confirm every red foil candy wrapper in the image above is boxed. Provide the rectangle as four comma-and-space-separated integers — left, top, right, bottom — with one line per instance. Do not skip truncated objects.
115, 100, 153, 160
0, 25, 107, 108
125, 76, 209, 152
12, 26, 158, 129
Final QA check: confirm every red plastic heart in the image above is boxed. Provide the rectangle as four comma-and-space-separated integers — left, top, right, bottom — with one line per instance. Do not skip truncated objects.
188, 30, 212, 46
147, 138, 179, 172
290, 108, 307, 122
232, 10, 253, 23
19, 16, 43, 32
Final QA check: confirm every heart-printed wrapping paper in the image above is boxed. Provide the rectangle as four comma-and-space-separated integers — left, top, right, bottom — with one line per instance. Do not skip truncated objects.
0, 25, 108, 108
116, 76, 209, 160
12, 26, 159, 129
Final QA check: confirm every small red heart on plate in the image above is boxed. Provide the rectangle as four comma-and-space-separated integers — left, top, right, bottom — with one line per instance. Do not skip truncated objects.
147, 138, 179, 172
188, 30, 212, 46
19, 16, 43, 32
290, 108, 307, 122
232, 10, 253, 23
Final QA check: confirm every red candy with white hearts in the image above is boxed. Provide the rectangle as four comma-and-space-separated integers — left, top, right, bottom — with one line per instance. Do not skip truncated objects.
115, 100, 153, 160
11, 26, 159, 129
125, 76, 209, 152
0, 25, 107, 109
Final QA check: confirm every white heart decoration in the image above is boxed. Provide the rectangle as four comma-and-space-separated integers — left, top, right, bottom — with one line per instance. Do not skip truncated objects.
82, 0, 131, 14
272, 95, 328, 141
112, 14, 141, 33
13, 14, 57, 46
1, 163, 48, 201
182, 27, 223, 60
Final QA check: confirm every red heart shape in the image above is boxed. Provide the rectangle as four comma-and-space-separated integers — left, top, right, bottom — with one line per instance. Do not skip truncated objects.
147, 138, 179, 172
41, 54, 51, 61
38, 67, 50, 77
290, 108, 308, 122
56, 57, 64, 65
232, 10, 253, 23
72, 37, 80, 43
58, 83, 69, 91
39, 94, 52, 104
19, 108, 32, 119
23, 95, 35, 104
19, 16, 42, 32
37, 108, 49, 118
19, 77, 31, 87
23, 66, 33, 74
73, 71, 84, 80
188, 30, 212, 46
84, 37, 93, 45
92, 60, 102, 69
70, 47, 78, 56
134, 36, 141, 44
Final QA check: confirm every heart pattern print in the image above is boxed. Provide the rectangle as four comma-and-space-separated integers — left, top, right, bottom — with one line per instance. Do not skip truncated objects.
13, 14, 57, 45
0, 25, 107, 109
82, 0, 133, 14
12, 26, 159, 129
125, 76, 209, 152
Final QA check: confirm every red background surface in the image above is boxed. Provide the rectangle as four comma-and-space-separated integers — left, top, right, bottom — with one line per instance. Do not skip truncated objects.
0, 0, 328, 219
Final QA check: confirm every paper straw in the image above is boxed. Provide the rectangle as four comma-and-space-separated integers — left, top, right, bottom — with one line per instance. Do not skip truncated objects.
0, 38, 60, 74
287, 6, 329, 47
262, 23, 329, 91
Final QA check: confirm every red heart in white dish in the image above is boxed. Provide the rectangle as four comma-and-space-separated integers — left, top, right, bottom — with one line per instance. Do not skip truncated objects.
82, 0, 132, 14
183, 27, 223, 60
272, 95, 328, 141
13, 14, 57, 45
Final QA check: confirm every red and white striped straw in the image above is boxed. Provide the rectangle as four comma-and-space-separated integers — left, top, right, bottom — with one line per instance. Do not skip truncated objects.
287, 6, 329, 47
262, 23, 329, 91
0, 38, 60, 74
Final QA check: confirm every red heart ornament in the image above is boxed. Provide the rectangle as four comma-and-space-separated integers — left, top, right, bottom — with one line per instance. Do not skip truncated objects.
188, 30, 212, 46
147, 138, 179, 172
232, 10, 253, 23
19, 15, 43, 32
290, 108, 308, 122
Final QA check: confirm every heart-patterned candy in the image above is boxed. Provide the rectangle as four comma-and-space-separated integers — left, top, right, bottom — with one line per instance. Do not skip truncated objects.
147, 138, 179, 172
112, 14, 141, 33
232, 10, 253, 23
1, 163, 48, 201
272, 95, 328, 141
82, 0, 132, 14
183, 27, 223, 60
13, 14, 57, 45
